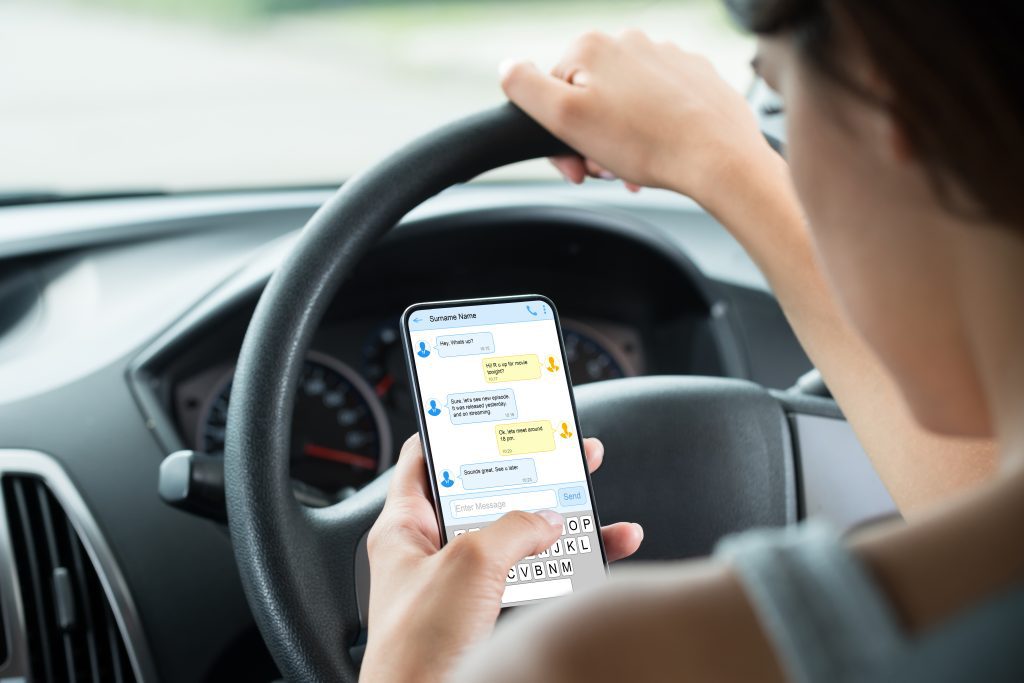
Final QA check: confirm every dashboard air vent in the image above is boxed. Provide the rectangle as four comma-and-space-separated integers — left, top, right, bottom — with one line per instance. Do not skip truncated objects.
3, 475, 136, 683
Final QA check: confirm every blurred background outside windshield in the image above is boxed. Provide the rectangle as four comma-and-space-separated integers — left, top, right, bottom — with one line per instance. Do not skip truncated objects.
2, 0, 754, 194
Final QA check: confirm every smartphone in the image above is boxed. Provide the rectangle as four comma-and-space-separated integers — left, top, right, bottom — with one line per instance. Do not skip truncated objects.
402, 294, 608, 607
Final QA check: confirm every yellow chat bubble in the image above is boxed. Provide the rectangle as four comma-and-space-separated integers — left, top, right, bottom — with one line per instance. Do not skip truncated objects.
495, 420, 555, 456
482, 355, 542, 383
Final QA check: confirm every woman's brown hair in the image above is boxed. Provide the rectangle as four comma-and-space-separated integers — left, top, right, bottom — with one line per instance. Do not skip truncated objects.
725, 0, 1024, 229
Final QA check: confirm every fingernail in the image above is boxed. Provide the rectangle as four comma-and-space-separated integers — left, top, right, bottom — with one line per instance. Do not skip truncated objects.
632, 523, 645, 540
498, 58, 517, 79
598, 170, 617, 180
537, 510, 563, 527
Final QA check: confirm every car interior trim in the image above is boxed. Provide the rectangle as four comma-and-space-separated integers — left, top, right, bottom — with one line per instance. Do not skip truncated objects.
127, 204, 749, 456
0, 449, 158, 683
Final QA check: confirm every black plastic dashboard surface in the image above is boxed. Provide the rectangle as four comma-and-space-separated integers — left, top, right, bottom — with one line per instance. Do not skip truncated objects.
132, 207, 745, 508
0, 185, 812, 682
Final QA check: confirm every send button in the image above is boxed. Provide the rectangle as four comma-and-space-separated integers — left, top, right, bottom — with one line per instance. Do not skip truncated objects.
558, 486, 586, 507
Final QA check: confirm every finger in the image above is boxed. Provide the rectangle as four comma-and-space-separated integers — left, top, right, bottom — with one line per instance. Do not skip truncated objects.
565, 68, 591, 87
551, 30, 612, 84
617, 28, 652, 47
550, 60, 592, 86
624, 182, 643, 193
462, 510, 563, 569
549, 155, 587, 184
500, 59, 581, 134
584, 158, 616, 180
584, 437, 604, 474
369, 433, 440, 559
387, 433, 432, 500
601, 522, 644, 563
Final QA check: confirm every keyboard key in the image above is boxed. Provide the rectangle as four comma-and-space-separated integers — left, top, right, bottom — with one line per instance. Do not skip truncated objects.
580, 516, 594, 533
538, 548, 550, 559
550, 539, 563, 556
545, 559, 560, 577
566, 517, 580, 534
531, 562, 546, 580
560, 521, 567, 536
502, 578, 572, 604
507, 567, 517, 583
559, 558, 574, 576
579, 535, 592, 553
564, 537, 578, 555
453, 529, 466, 537
517, 564, 531, 582
468, 528, 481, 533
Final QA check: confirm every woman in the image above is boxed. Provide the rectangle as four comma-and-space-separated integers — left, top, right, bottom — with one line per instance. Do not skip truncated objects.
361, 1, 1024, 680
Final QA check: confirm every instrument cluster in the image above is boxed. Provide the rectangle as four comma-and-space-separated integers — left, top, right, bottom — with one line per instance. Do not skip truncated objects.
173, 316, 644, 505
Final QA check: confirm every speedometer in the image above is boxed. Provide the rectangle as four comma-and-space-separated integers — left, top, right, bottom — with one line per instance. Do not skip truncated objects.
562, 320, 635, 384
197, 351, 392, 504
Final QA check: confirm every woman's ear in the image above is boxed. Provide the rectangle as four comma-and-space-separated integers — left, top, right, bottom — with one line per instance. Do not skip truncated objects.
853, 52, 912, 165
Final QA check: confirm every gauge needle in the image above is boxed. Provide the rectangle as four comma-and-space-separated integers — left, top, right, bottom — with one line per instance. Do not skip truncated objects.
303, 443, 377, 471
374, 374, 395, 397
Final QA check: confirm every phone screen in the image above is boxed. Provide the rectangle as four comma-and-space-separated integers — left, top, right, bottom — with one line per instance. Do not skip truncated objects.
404, 296, 607, 607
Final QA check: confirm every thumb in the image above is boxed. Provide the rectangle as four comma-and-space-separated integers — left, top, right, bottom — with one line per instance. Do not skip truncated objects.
499, 59, 579, 135
471, 509, 563, 570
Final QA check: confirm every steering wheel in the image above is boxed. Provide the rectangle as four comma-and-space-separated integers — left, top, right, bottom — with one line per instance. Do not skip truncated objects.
224, 104, 797, 682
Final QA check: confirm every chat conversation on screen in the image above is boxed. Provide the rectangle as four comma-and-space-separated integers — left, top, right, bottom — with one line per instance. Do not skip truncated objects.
448, 389, 518, 425
482, 355, 541, 383
495, 420, 555, 456
459, 459, 538, 490
436, 332, 495, 358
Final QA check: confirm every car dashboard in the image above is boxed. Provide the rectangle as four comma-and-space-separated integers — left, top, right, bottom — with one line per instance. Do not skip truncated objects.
138, 204, 745, 507
0, 182, 893, 683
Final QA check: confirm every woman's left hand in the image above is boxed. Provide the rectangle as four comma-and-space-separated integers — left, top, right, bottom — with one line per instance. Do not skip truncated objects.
359, 434, 643, 682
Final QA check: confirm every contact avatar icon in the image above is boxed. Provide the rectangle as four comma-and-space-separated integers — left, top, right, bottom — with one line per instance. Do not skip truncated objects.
440, 470, 455, 488
427, 399, 442, 416
417, 341, 431, 358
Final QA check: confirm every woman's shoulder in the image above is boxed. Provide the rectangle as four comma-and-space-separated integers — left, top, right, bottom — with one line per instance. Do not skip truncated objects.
457, 505, 1024, 683
716, 521, 905, 683
716, 520, 1024, 683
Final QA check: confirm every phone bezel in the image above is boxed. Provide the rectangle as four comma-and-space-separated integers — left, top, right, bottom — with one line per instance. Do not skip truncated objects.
400, 294, 610, 597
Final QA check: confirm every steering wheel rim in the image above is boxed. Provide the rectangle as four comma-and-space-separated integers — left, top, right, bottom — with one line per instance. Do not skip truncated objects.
224, 104, 573, 683
225, 103, 801, 682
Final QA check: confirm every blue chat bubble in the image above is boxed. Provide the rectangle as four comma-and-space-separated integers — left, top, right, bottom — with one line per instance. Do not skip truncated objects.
436, 332, 495, 358
448, 389, 518, 425
459, 459, 538, 490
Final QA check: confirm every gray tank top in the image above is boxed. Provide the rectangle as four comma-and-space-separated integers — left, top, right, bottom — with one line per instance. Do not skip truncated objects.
715, 522, 1024, 682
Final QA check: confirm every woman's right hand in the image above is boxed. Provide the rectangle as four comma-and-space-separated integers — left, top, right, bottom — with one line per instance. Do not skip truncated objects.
499, 30, 776, 210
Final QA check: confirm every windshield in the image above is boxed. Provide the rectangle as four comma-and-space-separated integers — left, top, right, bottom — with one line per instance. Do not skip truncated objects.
5, 1, 753, 195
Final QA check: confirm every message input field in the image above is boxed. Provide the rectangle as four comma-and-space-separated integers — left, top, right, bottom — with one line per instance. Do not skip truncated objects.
450, 489, 558, 518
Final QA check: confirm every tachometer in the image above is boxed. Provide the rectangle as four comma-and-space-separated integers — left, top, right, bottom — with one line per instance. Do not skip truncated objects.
197, 351, 392, 504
